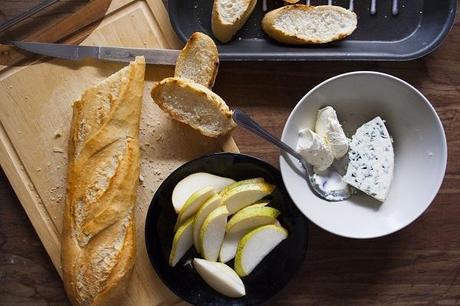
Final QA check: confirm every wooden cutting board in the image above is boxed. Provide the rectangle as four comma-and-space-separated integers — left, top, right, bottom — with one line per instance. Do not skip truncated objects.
0, 0, 238, 304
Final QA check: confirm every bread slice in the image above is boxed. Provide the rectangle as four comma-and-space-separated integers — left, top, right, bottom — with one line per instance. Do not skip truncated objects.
262, 5, 357, 45
212, 0, 257, 43
151, 77, 235, 137
174, 32, 219, 88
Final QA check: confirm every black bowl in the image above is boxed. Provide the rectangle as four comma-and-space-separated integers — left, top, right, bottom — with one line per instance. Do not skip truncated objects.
145, 153, 309, 305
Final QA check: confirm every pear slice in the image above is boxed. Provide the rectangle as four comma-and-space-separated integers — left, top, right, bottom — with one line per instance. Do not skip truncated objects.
219, 206, 280, 263
175, 187, 215, 231
172, 172, 235, 213
234, 224, 288, 277
200, 206, 229, 261
226, 206, 280, 233
249, 201, 270, 208
193, 258, 246, 298
169, 218, 194, 267
221, 182, 275, 214
219, 177, 265, 196
193, 193, 222, 253
219, 232, 243, 264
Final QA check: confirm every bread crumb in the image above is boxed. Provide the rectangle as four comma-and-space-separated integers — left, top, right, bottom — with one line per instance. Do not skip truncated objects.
54, 129, 62, 139
53, 147, 64, 153
139, 175, 144, 183
47, 162, 51, 167
36, 168, 41, 172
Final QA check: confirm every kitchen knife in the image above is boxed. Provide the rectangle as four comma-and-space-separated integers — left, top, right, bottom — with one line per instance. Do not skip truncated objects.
11, 41, 180, 65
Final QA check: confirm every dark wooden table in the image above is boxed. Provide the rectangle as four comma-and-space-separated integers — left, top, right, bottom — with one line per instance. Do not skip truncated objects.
1, 1, 460, 305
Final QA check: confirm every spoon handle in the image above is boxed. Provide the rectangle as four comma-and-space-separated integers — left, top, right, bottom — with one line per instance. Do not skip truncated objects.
232, 109, 304, 161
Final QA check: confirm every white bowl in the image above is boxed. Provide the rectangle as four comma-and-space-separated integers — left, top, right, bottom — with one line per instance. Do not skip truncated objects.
280, 71, 447, 239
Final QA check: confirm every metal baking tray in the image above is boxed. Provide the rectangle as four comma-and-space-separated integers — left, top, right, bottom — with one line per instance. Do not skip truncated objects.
168, 0, 457, 61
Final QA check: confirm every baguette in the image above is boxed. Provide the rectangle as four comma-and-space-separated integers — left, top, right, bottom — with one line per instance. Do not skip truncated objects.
62, 56, 145, 306
174, 32, 219, 88
262, 5, 357, 45
151, 77, 235, 138
212, 0, 257, 43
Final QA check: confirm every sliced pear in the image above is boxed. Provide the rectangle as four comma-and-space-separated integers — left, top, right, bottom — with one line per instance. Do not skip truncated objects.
227, 206, 280, 233
193, 193, 222, 253
219, 231, 243, 263
222, 182, 275, 214
234, 224, 288, 277
172, 172, 235, 213
169, 218, 194, 267
200, 206, 229, 261
219, 177, 265, 196
175, 187, 215, 231
249, 201, 270, 208
219, 206, 279, 263
193, 258, 246, 298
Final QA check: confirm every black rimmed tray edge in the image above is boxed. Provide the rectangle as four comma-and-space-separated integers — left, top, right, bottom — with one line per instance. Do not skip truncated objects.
168, 0, 457, 61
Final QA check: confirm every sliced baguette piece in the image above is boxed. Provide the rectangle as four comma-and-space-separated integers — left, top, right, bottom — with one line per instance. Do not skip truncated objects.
175, 32, 219, 88
262, 5, 357, 45
212, 0, 257, 43
151, 77, 236, 138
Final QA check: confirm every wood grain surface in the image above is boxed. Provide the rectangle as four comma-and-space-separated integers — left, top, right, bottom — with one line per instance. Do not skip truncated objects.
1, 1, 460, 306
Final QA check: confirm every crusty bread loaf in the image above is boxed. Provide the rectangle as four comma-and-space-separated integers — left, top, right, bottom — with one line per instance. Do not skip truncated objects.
212, 0, 257, 43
174, 32, 219, 88
262, 5, 357, 45
62, 56, 145, 306
151, 77, 235, 137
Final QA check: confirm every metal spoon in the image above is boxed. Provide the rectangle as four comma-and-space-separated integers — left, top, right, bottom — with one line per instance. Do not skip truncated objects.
232, 109, 351, 202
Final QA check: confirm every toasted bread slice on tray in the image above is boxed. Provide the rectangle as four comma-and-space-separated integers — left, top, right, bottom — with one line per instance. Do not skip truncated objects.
212, 0, 257, 43
262, 5, 357, 45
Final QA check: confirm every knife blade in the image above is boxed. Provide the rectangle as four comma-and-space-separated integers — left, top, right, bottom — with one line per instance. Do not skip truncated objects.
11, 41, 180, 65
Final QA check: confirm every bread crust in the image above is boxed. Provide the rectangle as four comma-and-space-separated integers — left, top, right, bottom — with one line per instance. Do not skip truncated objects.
151, 77, 235, 138
262, 5, 357, 45
62, 57, 145, 306
212, 0, 257, 43
174, 32, 219, 88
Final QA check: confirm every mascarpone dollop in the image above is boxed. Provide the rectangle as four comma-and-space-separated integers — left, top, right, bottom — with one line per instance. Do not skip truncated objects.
296, 128, 334, 172
315, 106, 349, 159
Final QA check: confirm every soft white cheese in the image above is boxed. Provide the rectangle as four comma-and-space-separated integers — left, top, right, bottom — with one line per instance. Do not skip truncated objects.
315, 106, 349, 159
343, 117, 394, 202
296, 128, 334, 172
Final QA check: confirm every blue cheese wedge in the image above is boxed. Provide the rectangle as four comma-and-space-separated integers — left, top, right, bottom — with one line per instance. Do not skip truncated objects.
343, 117, 394, 202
